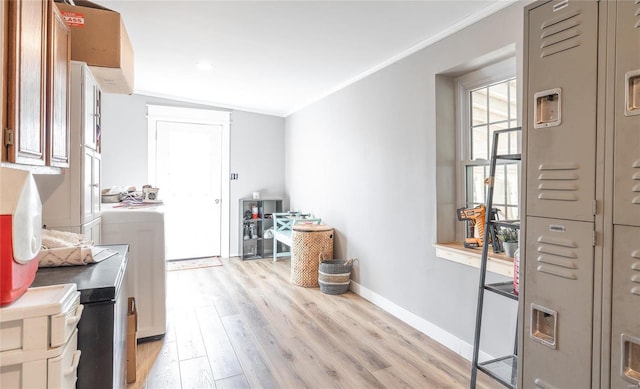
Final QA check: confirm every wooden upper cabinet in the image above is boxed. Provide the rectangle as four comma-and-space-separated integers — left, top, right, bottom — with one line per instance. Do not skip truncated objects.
5, 0, 48, 166
47, 1, 70, 167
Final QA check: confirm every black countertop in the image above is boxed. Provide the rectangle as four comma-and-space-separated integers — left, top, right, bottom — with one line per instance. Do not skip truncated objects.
32, 244, 129, 304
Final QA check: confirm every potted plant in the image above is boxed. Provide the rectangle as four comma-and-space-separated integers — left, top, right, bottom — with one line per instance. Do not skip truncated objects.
499, 227, 519, 258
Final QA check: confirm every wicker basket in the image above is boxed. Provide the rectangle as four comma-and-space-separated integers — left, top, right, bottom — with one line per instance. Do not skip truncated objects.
291, 224, 334, 287
318, 258, 354, 295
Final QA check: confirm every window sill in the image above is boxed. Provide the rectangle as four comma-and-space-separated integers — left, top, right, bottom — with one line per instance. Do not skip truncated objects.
433, 242, 514, 278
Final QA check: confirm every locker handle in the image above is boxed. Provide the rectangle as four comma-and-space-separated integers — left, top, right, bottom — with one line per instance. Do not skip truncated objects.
621, 334, 640, 384
66, 304, 84, 326
65, 350, 82, 376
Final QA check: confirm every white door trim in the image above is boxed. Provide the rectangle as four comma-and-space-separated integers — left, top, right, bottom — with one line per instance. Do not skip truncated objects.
146, 105, 231, 258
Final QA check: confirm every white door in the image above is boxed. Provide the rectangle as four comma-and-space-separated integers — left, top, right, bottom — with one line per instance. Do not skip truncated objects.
155, 120, 222, 260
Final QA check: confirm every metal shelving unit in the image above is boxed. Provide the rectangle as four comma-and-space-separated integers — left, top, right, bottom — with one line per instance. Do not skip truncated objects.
239, 198, 283, 260
470, 127, 521, 389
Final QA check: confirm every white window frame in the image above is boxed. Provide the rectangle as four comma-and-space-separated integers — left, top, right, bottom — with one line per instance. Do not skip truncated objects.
455, 58, 517, 241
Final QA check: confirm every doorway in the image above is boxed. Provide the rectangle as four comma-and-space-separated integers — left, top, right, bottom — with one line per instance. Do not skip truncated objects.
147, 106, 231, 260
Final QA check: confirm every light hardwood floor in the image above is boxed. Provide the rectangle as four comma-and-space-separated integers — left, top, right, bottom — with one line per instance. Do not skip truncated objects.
128, 257, 499, 389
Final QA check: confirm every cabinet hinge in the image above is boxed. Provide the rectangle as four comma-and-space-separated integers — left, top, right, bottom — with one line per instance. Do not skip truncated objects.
592, 200, 597, 216
4, 128, 14, 146
593, 230, 597, 247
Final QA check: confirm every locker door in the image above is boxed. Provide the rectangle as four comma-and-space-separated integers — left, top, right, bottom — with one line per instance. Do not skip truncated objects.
526, 0, 598, 222
610, 225, 640, 388
613, 0, 640, 227
522, 216, 594, 388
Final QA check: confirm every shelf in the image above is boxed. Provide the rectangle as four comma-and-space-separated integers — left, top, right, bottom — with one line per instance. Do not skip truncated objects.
485, 281, 519, 301
490, 220, 520, 229
478, 355, 517, 389
243, 237, 276, 242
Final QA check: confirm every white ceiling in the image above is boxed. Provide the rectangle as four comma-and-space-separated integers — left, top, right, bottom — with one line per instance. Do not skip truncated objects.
97, 1, 517, 117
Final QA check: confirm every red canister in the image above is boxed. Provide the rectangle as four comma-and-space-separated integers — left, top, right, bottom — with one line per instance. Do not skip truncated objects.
0, 168, 42, 306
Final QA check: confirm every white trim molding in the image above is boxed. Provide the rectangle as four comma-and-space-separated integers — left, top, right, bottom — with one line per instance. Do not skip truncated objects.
349, 280, 494, 362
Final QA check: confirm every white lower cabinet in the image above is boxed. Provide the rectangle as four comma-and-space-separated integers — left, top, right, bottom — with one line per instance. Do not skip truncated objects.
0, 284, 82, 389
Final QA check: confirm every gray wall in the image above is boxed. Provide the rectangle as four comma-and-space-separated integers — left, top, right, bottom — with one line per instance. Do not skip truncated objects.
284, 3, 524, 357
101, 93, 285, 257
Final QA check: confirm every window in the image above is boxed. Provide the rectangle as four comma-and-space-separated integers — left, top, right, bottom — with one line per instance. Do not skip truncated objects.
457, 59, 520, 225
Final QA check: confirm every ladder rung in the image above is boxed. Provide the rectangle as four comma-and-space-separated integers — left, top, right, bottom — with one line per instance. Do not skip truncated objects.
485, 281, 519, 300
494, 153, 521, 161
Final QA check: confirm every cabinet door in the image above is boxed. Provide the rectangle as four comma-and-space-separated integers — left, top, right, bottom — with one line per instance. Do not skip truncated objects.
525, 0, 599, 222
610, 225, 640, 388
82, 217, 101, 245
82, 149, 94, 223
522, 216, 595, 388
5, 0, 47, 165
92, 154, 101, 218
82, 149, 100, 223
46, 1, 70, 168
82, 69, 100, 150
613, 0, 640, 227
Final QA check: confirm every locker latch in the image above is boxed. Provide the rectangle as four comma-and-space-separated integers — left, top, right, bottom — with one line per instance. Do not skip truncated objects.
3, 128, 13, 147
534, 88, 562, 128
626, 69, 640, 117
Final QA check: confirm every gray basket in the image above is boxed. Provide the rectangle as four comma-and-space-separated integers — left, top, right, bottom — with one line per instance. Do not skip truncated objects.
318, 259, 353, 295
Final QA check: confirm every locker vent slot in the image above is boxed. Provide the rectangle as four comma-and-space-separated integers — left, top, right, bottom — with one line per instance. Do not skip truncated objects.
536, 236, 579, 279
621, 334, 640, 384
632, 250, 640, 296
633, 168, 640, 204
530, 304, 557, 349
536, 163, 579, 201
539, 9, 582, 58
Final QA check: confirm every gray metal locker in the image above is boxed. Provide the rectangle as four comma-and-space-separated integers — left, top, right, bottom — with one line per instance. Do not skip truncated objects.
526, 0, 599, 222
613, 0, 640, 227
522, 216, 594, 388
610, 225, 640, 388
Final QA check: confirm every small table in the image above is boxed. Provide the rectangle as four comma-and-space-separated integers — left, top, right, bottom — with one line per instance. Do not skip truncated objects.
291, 224, 334, 287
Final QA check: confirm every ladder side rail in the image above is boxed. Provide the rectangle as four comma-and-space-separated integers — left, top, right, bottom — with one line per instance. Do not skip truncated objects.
470, 129, 503, 388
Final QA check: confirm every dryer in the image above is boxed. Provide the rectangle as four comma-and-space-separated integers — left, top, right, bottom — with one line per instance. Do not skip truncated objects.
101, 205, 166, 341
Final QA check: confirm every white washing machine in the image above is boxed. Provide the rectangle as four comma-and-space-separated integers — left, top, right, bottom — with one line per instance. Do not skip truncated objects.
101, 204, 166, 341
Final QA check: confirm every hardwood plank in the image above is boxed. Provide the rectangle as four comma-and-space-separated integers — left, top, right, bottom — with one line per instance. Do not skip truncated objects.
174, 307, 206, 360
215, 374, 251, 389
221, 314, 279, 389
195, 305, 244, 379
179, 356, 215, 389
145, 340, 181, 389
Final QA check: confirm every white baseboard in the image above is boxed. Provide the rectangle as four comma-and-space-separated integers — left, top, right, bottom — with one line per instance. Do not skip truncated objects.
349, 281, 493, 362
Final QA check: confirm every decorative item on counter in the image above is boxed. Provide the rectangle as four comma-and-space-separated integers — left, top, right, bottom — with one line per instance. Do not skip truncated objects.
252, 191, 260, 199
251, 204, 259, 219
142, 186, 160, 203
101, 188, 123, 203
249, 224, 258, 239
498, 227, 519, 258
38, 229, 116, 267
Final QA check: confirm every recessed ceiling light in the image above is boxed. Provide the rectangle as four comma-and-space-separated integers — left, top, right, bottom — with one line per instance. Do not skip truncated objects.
196, 62, 214, 71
